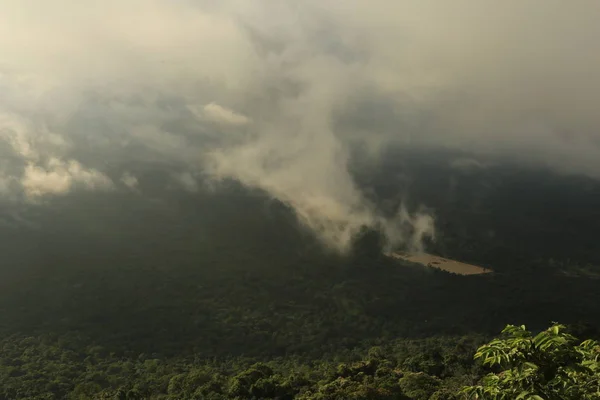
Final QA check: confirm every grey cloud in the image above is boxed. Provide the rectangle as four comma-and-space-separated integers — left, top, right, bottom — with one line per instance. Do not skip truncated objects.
449, 158, 489, 172
174, 172, 200, 193
0, 174, 14, 196
120, 172, 139, 190
1, 0, 599, 251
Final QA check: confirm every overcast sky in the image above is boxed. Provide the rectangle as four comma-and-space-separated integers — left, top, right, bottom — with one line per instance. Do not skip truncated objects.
1, 1, 599, 251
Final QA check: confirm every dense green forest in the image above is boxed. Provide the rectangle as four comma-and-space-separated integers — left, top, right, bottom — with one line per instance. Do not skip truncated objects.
2, 323, 597, 399
1, 150, 600, 398
0, 329, 486, 399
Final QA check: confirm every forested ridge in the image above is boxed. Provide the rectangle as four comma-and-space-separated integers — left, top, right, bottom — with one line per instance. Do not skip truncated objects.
1, 240, 598, 398
1, 319, 598, 398
0, 331, 486, 399
2, 156, 600, 399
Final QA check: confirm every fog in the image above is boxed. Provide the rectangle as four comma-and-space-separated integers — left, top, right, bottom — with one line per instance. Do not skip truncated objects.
1, 0, 599, 251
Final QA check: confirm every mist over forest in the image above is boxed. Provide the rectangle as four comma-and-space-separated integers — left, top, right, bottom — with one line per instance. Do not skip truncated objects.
2, 1, 600, 399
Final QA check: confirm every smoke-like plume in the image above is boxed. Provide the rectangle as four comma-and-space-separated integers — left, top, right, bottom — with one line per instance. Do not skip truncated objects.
204, 99, 434, 252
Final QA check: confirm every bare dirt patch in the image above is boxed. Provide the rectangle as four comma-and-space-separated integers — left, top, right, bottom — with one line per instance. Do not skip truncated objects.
389, 252, 492, 275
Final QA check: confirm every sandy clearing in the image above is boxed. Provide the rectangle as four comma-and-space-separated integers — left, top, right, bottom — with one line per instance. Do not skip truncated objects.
389, 252, 492, 275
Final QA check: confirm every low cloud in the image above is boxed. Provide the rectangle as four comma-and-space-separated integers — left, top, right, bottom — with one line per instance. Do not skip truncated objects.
192, 103, 251, 127
0, 113, 69, 161
120, 172, 139, 190
205, 115, 434, 252
0, 111, 113, 200
0, 174, 13, 196
174, 172, 199, 193
1, 0, 600, 252
449, 158, 489, 171
22, 158, 113, 200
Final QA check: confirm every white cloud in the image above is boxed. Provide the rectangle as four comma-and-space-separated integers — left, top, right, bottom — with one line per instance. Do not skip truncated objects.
0, 110, 113, 200
21, 158, 113, 199
0, 0, 258, 95
21, 163, 73, 198
63, 159, 114, 191
0, 114, 39, 160
0, 113, 70, 166
193, 103, 251, 126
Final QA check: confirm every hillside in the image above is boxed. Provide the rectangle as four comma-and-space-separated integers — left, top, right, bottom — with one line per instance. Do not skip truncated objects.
1, 154, 600, 398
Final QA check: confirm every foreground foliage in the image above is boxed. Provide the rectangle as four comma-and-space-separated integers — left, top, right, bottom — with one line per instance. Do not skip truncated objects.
462, 324, 600, 400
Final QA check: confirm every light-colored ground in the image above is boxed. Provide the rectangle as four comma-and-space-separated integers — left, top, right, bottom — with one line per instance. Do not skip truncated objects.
389, 252, 492, 275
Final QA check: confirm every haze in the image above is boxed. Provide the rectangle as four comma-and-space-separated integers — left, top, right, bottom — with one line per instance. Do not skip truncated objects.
1, 0, 600, 251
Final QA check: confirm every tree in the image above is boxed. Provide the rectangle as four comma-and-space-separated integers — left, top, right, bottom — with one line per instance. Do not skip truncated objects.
461, 323, 600, 399
398, 371, 441, 400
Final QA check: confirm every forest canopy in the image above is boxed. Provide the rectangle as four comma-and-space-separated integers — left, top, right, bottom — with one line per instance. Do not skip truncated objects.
1, 323, 598, 399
